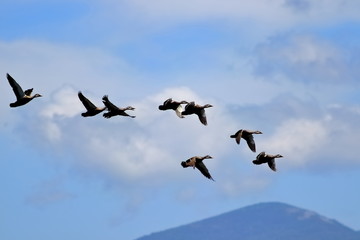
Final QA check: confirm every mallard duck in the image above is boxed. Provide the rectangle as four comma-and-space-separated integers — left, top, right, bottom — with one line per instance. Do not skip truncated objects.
181, 155, 214, 181
7, 73, 42, 107
78, 91, 106, 117
230, 129, 262, 152
252, 152, 283, 171
102, 95, 135, 119
182, 102, 213, 125
158, 98, 188, 118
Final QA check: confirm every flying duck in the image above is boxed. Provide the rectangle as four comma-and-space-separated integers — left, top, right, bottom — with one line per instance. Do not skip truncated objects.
181, 155, 214, 181
158, 98, 188, 118
78, 91, 106, 117
182, 101, 213, 125
102, 95, 135, 119
7, 73, 42, 107
252, 152, 283, 171
230, 129, 263, 152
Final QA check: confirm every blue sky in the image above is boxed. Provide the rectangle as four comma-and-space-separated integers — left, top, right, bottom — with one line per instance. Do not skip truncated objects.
1, 0, 360, 239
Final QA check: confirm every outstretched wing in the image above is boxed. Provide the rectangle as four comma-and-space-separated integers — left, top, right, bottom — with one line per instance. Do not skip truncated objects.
163, 98, 172, 105
102, 95, 119, 111
256, 151, 266, 159
78, 92, 97, 110
254, 151, 266, 163
197, 108, 208, 125
268, 159, 277, 171
24, 88, 33, 96
158, 98, 172, 110
7, 73, 25, 100
195, 161, 214, 181
244, 134, 256, 152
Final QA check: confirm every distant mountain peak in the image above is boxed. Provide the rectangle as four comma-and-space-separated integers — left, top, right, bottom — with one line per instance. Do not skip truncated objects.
136, 202, 359, 240
243, 202, 336, 223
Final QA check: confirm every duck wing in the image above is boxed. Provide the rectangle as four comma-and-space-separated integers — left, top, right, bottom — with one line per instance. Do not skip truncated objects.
255, 151, 266, 163
195, 161, 214, 181
244, 134, 256, 152
268, 159, 277, 171
78, 92, 97, 110
24, 88, 33, 96
163, 98, 172, 106
102, 95, 119, 111
158, 98, 172, 110
196, 108, 208, 125
7, 73, 25, 100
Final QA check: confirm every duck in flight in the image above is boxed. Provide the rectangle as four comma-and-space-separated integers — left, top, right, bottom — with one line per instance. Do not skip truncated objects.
158, 98, 188, 118
182, 102, 213, 125
252, 152, 283, 171
78, 91, 106, 117
102, 95, 135, 119
181, 155, 214, 181
6, 73, 42, 107
230, 129, 262, 152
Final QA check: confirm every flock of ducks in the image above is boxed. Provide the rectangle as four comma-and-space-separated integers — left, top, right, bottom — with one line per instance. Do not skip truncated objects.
5, 73, 283, 181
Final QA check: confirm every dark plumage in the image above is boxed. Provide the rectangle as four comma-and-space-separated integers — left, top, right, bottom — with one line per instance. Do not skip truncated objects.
7, 73, 42, 107
230, 129, 262, 152
102, 95, 135, 119
182, 102, 213, 125
78, 91, 106, 117
181, 155, 214, 181
158, 98, 188, 118
252, 152, 283, 171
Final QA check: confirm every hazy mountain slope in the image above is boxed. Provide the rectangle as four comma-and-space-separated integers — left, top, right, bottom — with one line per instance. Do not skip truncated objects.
136, 202, 359, 240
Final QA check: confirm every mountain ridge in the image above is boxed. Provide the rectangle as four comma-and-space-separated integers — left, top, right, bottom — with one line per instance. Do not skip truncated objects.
136, 202, 360, 240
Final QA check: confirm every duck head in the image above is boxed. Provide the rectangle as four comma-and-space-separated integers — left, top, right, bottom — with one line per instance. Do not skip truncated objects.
181, 161, 188, 168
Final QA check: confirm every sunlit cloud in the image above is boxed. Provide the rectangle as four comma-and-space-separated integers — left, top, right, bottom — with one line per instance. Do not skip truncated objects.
262, 118, 329, 168
40, 86, 83, 119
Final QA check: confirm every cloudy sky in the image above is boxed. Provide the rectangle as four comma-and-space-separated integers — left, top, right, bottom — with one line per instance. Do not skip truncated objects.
1, 0, 360, 239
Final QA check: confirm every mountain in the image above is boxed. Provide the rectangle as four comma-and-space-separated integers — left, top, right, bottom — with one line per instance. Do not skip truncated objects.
136, 202, 360, 240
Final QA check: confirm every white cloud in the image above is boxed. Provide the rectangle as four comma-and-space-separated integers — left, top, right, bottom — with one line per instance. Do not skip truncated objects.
40, 86, 83, 119
42, 121, 62, 142
31, 86, 237, 184
254, 102, 360, 170
253, 34, 358, 84
26, 82, 359, 187
262, 118, 329, 168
